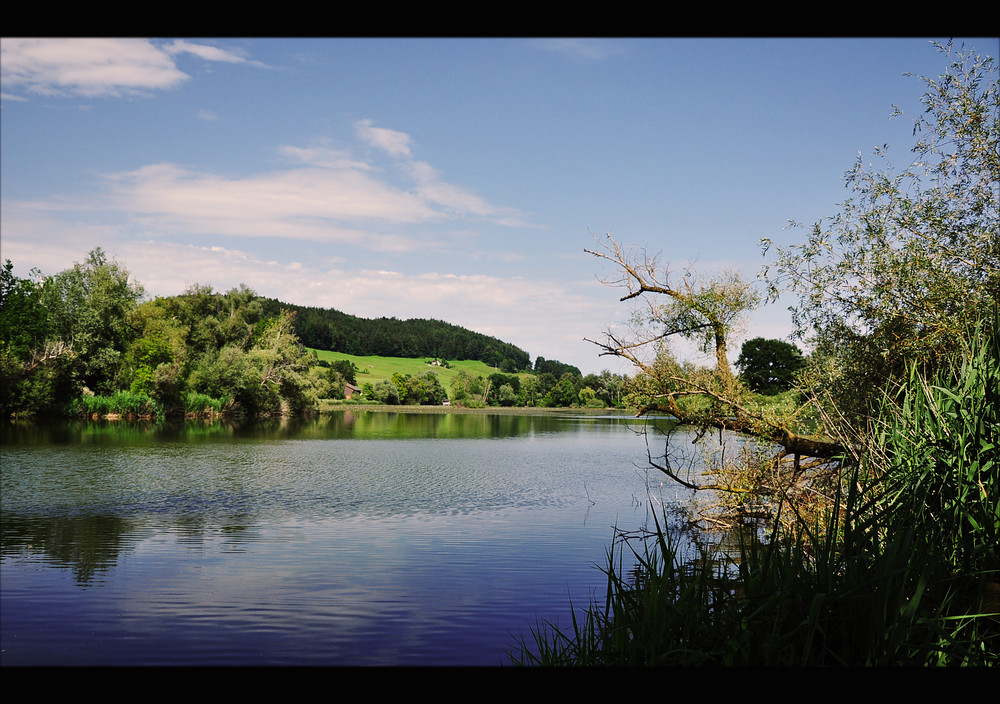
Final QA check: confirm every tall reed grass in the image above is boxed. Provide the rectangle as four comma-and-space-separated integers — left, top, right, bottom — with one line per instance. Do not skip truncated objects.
67, 391, 231, 418
68, 391, 162, 418
184, 392, 230, 416
510, 314, 999, 666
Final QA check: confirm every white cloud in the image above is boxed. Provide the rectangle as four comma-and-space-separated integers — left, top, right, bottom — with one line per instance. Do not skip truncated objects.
279, 144, 373, 172
406, 160, 530, 225
161, 39, 260, 66
101, 161, 443, 246
354, 119, 414, 158
1, 38, 188, 97
0, 38, 261, 99
9, 123, 534, 250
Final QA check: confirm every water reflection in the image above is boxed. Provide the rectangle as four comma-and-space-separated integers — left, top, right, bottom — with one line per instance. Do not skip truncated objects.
1, 409, 662, 445
2, 411, 690, 665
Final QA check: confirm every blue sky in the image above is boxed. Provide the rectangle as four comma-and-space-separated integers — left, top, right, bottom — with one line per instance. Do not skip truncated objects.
2, 37, 994, 374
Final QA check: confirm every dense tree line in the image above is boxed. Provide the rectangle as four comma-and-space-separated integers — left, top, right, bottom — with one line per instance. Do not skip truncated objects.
258, 298, 531, 372
1, 252, 623, 417
1, 256, 344, 418
445, 367, 627, 409
532, 356, 581, 378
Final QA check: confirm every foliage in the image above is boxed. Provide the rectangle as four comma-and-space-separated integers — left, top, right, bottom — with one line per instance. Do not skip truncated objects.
586, 232, 841, 511
67, 391, 162, 418
329, 359, 358, 386
1, 260, 60, 416
542, 372, 583, 407
534, 356, 581, 378
40, 248, 145, 396
1, 259, 48, 360
735, 337, 806, 395
587, 42, 997, 526
3, 249, 621, 416
762, 40, 999, 420
1, 252, 334, 418
450, 368, 484, 404
869, 311, 1000, 578
123, 299, 189, 411
378, 371, 448, 405
370, 379, 402, 405
259, 296, 532, 371
511, 316, 999, 666
184, 391, 229, 416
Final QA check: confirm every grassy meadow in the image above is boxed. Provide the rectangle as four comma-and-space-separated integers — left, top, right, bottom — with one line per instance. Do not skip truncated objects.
307, 349, 531, 398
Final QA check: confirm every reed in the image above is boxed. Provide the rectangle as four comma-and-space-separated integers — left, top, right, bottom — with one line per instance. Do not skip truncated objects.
510, 313, 999, 666
184, 392, 229, 416
68, 391, 162, 418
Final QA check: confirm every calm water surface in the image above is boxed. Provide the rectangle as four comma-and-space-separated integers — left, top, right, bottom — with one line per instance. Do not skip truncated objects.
1, 410, 692, 666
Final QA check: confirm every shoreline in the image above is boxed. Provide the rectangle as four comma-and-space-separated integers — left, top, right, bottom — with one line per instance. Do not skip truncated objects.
319, 404, 635, 416
38, 404, 638, 424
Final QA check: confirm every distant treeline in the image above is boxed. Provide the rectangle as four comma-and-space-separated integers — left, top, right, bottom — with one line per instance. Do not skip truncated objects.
2, 250, 602, 418
259, 298, 532, 373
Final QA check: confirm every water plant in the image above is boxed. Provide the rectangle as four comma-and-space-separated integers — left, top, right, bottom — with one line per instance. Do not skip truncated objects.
67, 390, 162, 418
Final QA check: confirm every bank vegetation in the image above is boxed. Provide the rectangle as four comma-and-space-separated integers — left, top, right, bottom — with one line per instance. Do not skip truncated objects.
512, 40, 999, 666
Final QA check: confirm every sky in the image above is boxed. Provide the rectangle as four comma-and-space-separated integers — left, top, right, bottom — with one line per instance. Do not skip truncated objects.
2, 37, 996, 375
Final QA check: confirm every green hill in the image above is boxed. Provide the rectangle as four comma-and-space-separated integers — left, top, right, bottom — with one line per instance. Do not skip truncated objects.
261, 298, 531, 372
309, 349, 531, 391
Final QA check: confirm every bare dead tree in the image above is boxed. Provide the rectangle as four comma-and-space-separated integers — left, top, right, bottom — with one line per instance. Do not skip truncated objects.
585, 233, 847, 521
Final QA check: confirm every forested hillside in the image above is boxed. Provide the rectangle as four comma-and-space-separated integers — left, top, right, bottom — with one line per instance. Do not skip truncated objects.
258, 298, 531, 372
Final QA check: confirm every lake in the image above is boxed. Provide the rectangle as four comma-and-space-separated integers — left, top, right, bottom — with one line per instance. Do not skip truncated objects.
1, 409, 695, 666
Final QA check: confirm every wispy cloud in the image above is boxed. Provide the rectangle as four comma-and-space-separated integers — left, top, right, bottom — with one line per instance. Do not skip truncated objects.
4, 115, 532, 251
354, 119, 414, 158
353, 120, 535, 227
101, 161, 440, 249
3, 119, 534, 255
161, 39, 266, 67
0, 38, 263, 99
531, 38, 628, 63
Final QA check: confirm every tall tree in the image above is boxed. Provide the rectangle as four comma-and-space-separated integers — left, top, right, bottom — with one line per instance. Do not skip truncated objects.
735, 337, 806, 395
40, 248, 145, 396
762, 40, 999, 421
588, 41, 998, 524
1, 260, 48, 360
1, 261, 65, 416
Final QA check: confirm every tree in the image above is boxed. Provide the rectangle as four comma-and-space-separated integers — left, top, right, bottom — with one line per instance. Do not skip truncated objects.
124, 299, 189, 413
588, 41, 998, 526
1, 260, 48, 360
330, 359, 358, 386
735, 337, 805, 395
542, 372, 582, 407
586, 233, 844, 528
496, 383, 518, 407
40, 248, 145, 396
450, 369, 480, 403
1, 260, 65, 416
761, 40, 999, 420
246, 311, 314, 414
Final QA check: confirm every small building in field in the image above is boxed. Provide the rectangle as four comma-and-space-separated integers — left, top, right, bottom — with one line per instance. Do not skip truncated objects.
345, 383, 362, 399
